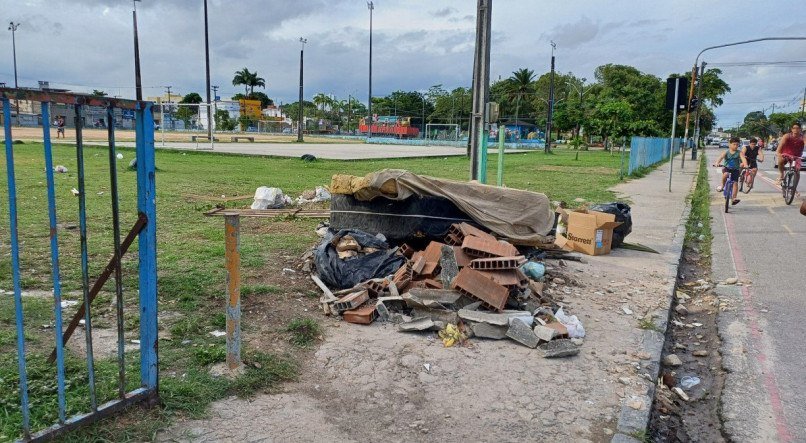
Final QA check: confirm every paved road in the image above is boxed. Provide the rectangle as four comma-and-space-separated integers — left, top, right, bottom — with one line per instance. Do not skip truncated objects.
708, 147, 806, 441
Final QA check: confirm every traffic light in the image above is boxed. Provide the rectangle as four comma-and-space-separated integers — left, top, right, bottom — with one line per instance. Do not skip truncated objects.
689, 97, 699, 112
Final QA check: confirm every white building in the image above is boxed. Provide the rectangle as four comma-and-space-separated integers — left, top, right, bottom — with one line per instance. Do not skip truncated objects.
198, 100, 241, 130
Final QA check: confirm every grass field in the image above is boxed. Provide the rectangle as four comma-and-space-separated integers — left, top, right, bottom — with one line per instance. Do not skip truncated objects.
0, 141, 626, 440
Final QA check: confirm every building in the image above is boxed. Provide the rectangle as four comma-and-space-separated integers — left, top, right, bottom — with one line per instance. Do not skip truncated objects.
198, 100, 241, 131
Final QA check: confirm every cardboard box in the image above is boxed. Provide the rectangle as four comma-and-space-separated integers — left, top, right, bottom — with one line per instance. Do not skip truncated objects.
555, 209, 622, 256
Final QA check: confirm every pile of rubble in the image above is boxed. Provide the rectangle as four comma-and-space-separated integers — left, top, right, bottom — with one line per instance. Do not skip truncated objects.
311, 222, 585, 357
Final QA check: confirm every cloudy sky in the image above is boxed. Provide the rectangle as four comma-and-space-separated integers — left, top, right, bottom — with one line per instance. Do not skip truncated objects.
2, 0, 805, 127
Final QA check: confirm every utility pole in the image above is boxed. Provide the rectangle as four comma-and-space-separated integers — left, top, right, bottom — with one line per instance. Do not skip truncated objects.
132, 1, 142, 101
469, 0, 492, 180
165, 86, 172, 130
681, 65, 698, 166
212, 85, 219, 131
692, 62, 706, 160
421, 94, 426, 138
348, 94, 352, 134
545, 41, 556, 154
298, 37, 306, 142
367, 1, 374, 139
203, 0, 212, 141
669, 78, 681, 193
801, 86, 805, 118
8, 21, 20, 126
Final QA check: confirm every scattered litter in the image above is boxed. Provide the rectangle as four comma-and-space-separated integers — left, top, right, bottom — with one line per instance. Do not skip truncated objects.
438, 323, 465, 347
116, 153, 124, 160
251, 187, 291, 210
130, 339, 140, 345
423, 363, 431, 372
209, 330, 227, 337
60, 300, 79, 308
554, 307, 585, 338
672, 387, 690, 401
622, 305, 633, 315
54, 165, 68, 173
680, 376, 701, 389
520, 261, 545, 281
71, 188, 80, 196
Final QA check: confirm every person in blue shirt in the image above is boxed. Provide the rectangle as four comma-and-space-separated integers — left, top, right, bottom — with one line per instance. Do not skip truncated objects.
713, 136, 747, 206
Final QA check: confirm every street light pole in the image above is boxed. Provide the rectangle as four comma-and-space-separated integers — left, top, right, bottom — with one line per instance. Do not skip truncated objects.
545, 40, 556, 154
298, 37, 306, 142
132, 1, 142, 101
212, 85, 218, 132
367, 1, 374, 139
8, 21, 20, 126
203, 0, 213, 142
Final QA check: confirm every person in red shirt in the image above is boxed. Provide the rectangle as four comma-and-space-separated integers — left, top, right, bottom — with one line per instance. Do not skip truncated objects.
776, 122, 804, 189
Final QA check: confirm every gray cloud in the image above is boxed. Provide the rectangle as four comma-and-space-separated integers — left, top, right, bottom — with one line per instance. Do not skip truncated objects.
431, 7, 458, 18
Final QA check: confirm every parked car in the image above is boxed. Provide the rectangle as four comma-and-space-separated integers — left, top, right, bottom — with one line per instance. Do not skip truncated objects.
719, 140, 729, 149
773, 151, 806, 170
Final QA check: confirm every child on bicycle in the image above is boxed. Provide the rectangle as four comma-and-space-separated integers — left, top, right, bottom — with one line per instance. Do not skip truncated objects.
713, 136, 747, 206
742, 137, 764, 187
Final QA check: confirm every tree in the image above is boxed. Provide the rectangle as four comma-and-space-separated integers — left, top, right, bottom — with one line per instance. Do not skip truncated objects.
281, 100, 317, 125
214, 109, 236, 131
697, 68, 731, 107
91, 89, 107, 97
501, 68, 536, 125
371, 91, 433, 128
589, 100, 634, 151
180, 92, 203, 105
312, 93, 332, 117
232, 68, 266, 96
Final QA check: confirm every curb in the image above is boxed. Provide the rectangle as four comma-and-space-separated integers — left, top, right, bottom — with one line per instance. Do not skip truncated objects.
611, 172, 697, 442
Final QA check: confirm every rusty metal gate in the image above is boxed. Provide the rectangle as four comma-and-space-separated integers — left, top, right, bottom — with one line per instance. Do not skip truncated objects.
1, 88, 158, 441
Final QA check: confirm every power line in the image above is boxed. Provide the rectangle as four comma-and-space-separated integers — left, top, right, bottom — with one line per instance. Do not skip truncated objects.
710, 60, 806, 67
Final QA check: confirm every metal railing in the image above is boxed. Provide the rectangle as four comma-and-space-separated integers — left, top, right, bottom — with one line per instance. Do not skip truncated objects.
1, 87, 158, 441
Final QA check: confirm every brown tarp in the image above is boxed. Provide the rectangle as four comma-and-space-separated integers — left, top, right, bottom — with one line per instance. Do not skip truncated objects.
343, 169, 554, 244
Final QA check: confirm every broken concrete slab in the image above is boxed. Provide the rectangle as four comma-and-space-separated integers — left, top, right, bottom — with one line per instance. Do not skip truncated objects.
411, 308, 459, 325
539, 339, 580, 358
457, 309, 531, 326
375, 301, 390, 321
439, 245, 460, 288
398, 317, 435, 332
534, 325, 558, 342
406, 288, 462, 305
506, 318, 539, 348
469, 322, 509, 339
389, 313, 412, 324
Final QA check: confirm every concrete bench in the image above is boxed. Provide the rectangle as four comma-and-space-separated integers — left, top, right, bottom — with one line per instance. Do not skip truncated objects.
230, 136, 255, 142
190, 135, 220, 142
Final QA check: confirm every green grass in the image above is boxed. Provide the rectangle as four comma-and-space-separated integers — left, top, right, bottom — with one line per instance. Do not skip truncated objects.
0, 142, 628, 440
685, 154, 713, 258
286, 318, 321, 348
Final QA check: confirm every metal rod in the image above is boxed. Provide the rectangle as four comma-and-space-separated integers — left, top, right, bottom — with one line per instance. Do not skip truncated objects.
74, 103, 98, 411
48, 215, 147, 363
133, 7, 142, 101
3, 97, 31, 438
107, 106, 126, 398
41, 101, 67, 423
224, 214, 242, 369
367, 1, 373, 139
204, 0, 212, 142
135, 102, 159, 391
496, 125, 505, 186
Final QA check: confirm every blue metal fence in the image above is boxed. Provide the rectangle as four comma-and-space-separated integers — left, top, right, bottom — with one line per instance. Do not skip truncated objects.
1, 88, 158, 441
628, 136, 682, 174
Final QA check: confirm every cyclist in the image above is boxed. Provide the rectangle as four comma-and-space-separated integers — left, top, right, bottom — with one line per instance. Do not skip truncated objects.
776, 122, 804, 190
713, 136, 746, 206
741, 137, 764, 188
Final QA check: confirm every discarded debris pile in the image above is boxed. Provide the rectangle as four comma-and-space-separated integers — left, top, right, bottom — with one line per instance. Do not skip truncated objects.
250, 186, 331, 210
310, 222, 585, 357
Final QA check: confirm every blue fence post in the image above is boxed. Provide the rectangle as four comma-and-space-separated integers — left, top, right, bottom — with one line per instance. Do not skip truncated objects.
3, 96, 32, 439
41, 101, 68, 424
135, 101, 159, 392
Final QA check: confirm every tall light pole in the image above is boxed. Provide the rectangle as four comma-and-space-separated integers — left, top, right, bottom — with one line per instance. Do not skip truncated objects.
567, 78, 589, 139
367, 1, 374, 139
545, 40, 556, 154
132, 1, 142, 101
298, 37, 306, 142
8, 21, 20, 126
212, 85, 219, 131
203, 0, 213, 141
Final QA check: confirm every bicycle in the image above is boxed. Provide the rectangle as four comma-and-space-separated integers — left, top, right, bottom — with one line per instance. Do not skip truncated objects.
738, 166, 753, 194
715, 163, 737, 213
781, 157, 800, 205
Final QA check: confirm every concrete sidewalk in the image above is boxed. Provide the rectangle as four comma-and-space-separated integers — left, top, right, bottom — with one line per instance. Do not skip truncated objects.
159, 160, 697, 443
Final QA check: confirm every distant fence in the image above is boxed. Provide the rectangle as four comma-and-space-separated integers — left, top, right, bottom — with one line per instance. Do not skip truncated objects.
628, 136, 682, 174
364, 136, 545, 150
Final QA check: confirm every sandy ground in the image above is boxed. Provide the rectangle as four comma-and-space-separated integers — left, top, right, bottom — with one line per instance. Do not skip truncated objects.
158, 165, 696, 442
5, 126, 356, 144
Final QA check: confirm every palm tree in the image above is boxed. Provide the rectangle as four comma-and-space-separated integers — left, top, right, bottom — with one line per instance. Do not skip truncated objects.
232, 68, 266, 96
504, 68, 536, 138
312, 93, 331, 117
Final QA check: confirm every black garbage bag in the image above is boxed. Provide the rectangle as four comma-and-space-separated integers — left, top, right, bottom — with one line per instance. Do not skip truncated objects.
314, 229, 407, 290
590, 202, 632, 248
